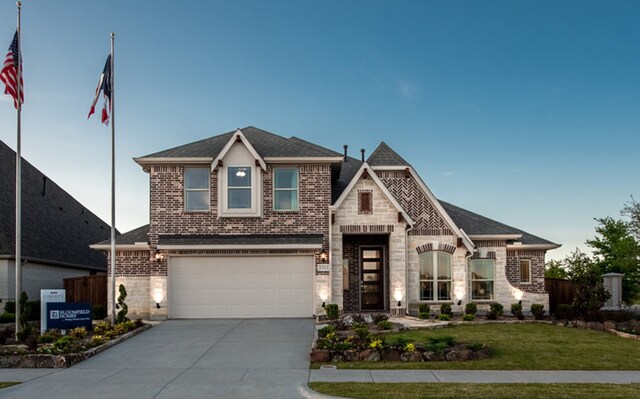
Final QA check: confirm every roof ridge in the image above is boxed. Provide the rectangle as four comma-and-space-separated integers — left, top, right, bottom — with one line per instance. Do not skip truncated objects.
367, 141, 411, 167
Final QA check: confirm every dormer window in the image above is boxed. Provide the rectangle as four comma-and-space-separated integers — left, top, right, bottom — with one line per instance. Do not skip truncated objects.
228, 166, 252, 209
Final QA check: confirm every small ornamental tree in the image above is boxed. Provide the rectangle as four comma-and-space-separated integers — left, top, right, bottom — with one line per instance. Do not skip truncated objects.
17, 291, 33, 341
116, 284, 129, 324
565, 249, 610, 316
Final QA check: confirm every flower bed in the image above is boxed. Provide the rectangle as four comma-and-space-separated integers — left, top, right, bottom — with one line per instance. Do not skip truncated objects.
0, 319, 151, 368
310, 313, 491, 363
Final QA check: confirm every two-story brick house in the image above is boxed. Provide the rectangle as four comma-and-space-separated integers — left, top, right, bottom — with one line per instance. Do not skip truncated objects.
92, 126, 559, 320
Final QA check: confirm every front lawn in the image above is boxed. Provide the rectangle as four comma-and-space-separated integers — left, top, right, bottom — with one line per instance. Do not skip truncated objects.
312, 323, 640, 370
308, 383, 640, 399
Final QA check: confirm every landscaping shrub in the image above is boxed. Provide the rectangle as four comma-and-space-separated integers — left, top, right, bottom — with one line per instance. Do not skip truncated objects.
325, 304, 339, 320
387, 336, 413, 350
354, 326, 370, 340
419, 303, 430, 314
94, 321, 111, 335
4, 301, 16, 314
0, 312, 15, 323
486, 302, 503, 320
465, 303, 478, 315
530, 303, 545, 320
463, 313, 476, 321
92, 304, 106, 320
371, 313, 389, 324
116, 284, 129, 324
17, 291, 33, 341
511, 303, 524, 320
438, 314, 451, 321
38, 330, 60, 344
89, 334, 107, 348
70, 327, 88, 339
419, 312, 429, 320
26, 300, 40, 321
318, 324, 336, 338
134, 318, 144, 328
377, 320, 393, 330
54, 335, 78, 353
467, 342, 484, 352
555, 304, 577, 320
330, 319, 348, 331
427, 335, 455, 352
440, 303, 453, 317
351, 313, 367, 324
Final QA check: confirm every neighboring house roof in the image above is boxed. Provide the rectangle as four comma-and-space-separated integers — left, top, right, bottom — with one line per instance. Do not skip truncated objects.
0, 140, 111, 270
139, 126, 340, 160
440, 200, 560, 248
367, 142, 411, 167
332, 156, 363, 204
157, 234, 323, 250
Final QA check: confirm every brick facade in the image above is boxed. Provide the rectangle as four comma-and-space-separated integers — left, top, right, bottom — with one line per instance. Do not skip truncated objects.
506, 249, 546, 294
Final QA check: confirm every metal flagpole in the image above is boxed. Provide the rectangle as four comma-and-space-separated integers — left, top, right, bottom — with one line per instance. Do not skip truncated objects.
109, 32, 116, 326
14, 0, 22, 339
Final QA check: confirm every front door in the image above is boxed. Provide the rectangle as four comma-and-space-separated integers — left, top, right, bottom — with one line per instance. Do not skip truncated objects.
360, 247, 385, 311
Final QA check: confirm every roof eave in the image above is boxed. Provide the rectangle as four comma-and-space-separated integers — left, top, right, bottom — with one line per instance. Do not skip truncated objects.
156, 243, 322, 250
263, 156, 344, 164
90, 244, 150, 251
134, 157, 213, 170
506, 243, 562, 251
468, 234, 523, 241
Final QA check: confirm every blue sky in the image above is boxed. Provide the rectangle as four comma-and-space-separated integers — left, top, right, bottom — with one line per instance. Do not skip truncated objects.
0, 0, 638, 260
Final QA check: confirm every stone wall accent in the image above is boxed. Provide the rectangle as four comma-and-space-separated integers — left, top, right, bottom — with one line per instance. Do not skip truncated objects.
332, 176, 407, 312
108, 276, 151, 320
506, 249, 546, 294
377, 170, 452, 234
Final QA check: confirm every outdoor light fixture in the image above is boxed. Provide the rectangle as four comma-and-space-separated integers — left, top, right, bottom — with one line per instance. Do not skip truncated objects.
393, 288, 403, 307
154, 251, 165, 262
156, 303, 161, 309
320, 291, 328, 308
457, 300, 462, 306
512, 288, 524, 302
152, 288, 164, 310
319, 249, 327, 261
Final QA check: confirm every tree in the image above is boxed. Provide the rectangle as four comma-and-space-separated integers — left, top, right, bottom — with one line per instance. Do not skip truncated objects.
564, 249, 609, 316
622, 196, 640, 242
587, 217, 640, 303
545, 259, 568, 279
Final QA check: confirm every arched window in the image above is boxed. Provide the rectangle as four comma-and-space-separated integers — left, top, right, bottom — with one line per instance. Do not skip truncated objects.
419, 251, 452, 301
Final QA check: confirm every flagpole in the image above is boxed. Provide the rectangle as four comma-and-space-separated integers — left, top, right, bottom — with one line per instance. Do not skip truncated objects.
14, 0, 22, 339
109, 32, 116, 326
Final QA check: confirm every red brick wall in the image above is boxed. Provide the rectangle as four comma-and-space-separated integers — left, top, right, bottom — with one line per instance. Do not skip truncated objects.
107, 251, 151, 277
506, 249, 546, 294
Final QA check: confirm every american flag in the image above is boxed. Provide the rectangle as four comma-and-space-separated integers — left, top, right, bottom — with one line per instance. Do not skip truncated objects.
0, 31, 24, 109
88, 54, 112, 125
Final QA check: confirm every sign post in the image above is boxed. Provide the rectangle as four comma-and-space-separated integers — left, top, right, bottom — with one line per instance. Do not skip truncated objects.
40, 289, 65, 334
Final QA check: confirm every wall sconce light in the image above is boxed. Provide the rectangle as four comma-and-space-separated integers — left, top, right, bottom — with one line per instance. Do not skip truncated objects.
512, 288, 524, 302
320, 291, 328, 308
154, 251, 165, 262
153, 288, 164, 310
457, 300, 462, 306
319, 249, 327, 261
454, 284, 465, 306
393, 288, 403, 307
156, 303, 161, 309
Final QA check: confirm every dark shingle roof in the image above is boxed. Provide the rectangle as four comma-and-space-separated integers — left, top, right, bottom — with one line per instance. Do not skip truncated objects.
143, 126, 337, 159
439, 200, 558, 247
0, 141, 112, 269
95, 224, 150, 246
158, 233, 323, 246
367, 142, 411, 167
332, 157, 363, 204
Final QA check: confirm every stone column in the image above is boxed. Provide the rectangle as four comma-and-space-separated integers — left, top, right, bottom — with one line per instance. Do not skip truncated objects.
601, 273, 624, 310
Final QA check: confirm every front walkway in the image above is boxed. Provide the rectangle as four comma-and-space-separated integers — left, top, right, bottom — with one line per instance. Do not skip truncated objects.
309, 368, 640, 384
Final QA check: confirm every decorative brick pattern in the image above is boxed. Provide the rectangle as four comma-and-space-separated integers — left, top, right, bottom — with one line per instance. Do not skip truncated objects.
409, 228, 453, 236
377, 171, 452, 234
472, 251, 496, 259
415, 242, 457, 255
506, 250, 546, 294
340, 225, 395, 233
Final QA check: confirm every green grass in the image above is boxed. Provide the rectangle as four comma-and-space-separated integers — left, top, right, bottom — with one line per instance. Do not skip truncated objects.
0, 383, 19, 389
308, 383, 640, 399
312, 323, 640, 370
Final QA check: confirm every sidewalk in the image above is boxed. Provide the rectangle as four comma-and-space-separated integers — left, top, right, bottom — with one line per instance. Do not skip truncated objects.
310, 369, 640, 384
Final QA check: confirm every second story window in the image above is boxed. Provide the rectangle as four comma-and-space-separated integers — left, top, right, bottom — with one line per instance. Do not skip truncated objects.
184, 168, 210, 211
228, 166, 252, 209
273, 168, 298, 211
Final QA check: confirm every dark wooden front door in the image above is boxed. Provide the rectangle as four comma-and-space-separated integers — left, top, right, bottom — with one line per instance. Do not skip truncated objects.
360, 247, 385, 311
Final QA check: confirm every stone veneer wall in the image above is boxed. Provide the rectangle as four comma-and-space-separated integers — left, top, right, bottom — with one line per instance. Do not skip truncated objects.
331, 176, 407, 312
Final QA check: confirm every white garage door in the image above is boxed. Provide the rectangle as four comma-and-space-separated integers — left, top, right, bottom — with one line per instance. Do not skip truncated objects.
168, 255, 314, 318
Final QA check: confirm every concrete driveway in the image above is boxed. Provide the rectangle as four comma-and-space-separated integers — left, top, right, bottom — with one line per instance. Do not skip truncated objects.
1, 319, 317, 399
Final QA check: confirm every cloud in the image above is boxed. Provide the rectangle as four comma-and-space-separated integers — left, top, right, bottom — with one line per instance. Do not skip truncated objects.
444, 171, 454, 177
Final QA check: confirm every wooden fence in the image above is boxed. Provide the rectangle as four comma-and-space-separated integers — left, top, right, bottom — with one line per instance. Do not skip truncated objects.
63, 274, 107, 308
545, 278, 576, 314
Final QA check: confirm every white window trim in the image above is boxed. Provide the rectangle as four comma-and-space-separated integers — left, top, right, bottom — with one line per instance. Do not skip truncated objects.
218, 165, 262, 217
419, 251, 452, 302
470, 259, 495, 300
184, 167, 210, 212
273, 167, 299, 211
519, 259, 532, 284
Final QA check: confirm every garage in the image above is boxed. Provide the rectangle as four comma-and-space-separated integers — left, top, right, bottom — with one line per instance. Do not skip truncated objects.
168, 255, 314, 318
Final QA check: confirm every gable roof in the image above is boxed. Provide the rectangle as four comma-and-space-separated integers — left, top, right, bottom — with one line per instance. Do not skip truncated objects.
331, 162, 414, 226
0, 141, 111, 270
367, 142, 411, 167
439, 200, 560, 248
136, 126, 342, 162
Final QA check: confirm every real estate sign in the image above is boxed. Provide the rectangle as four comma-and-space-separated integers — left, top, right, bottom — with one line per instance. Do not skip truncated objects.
46, 302, 92, 330
40, 289, 66, 333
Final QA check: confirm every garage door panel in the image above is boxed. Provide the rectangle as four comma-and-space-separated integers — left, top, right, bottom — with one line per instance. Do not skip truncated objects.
169, 256, 313, 318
